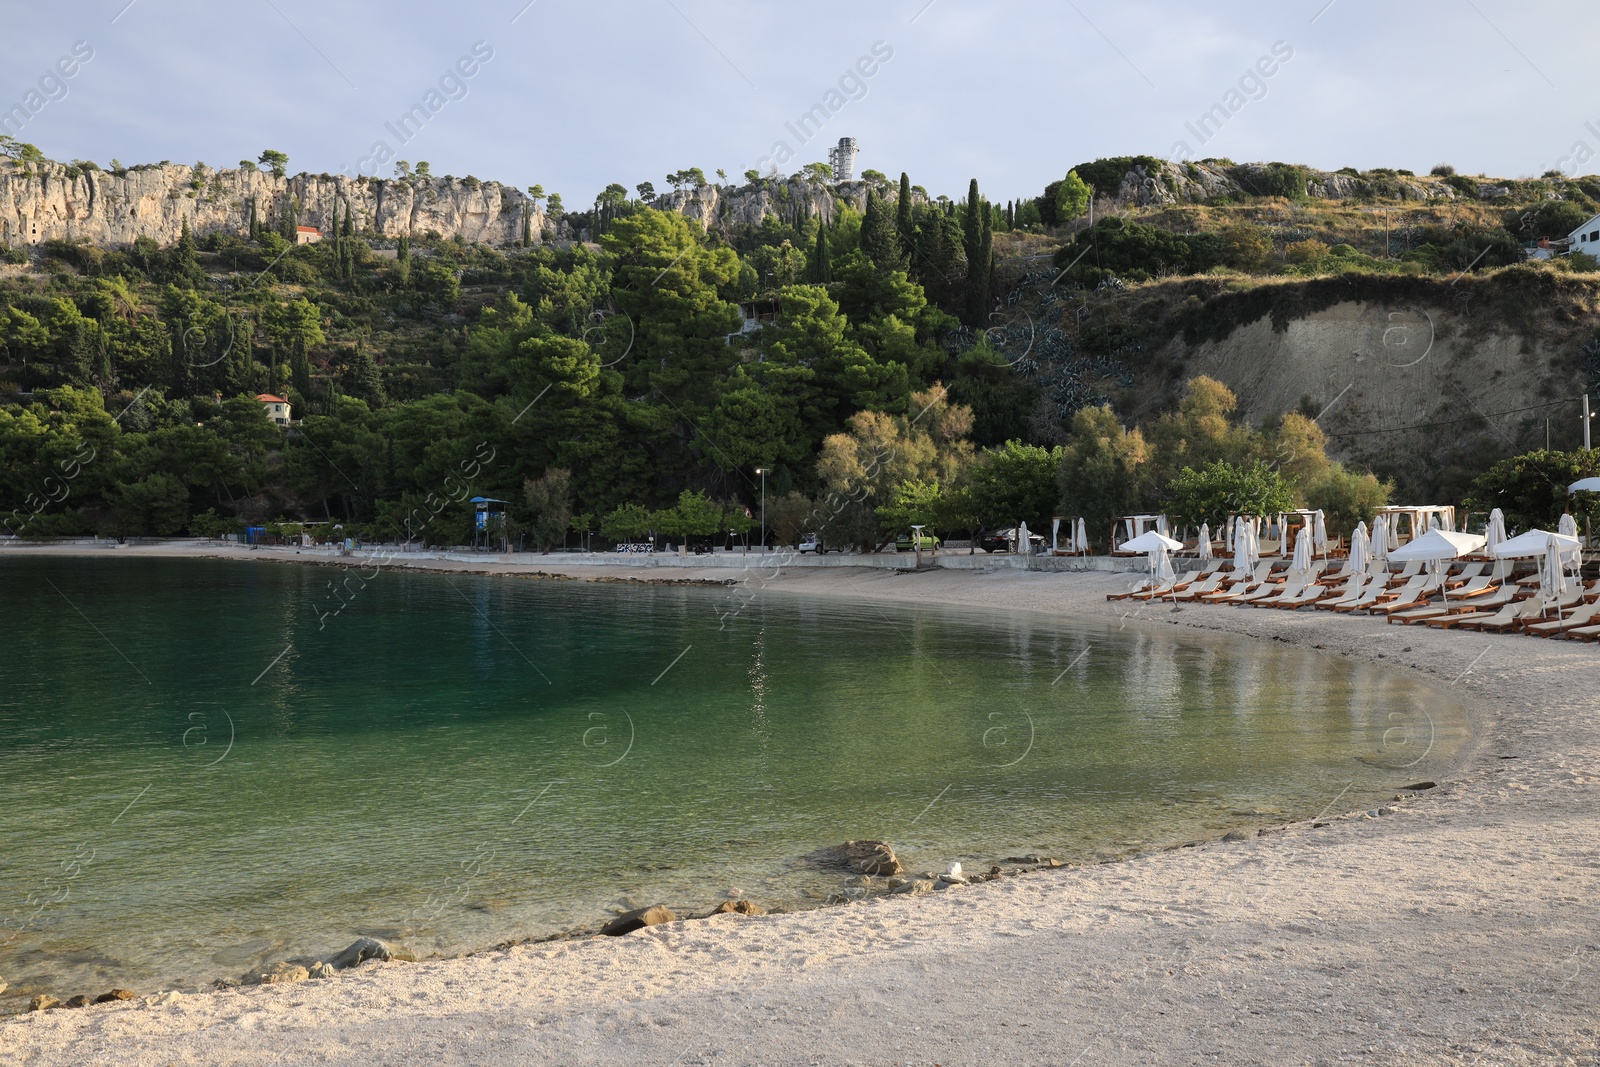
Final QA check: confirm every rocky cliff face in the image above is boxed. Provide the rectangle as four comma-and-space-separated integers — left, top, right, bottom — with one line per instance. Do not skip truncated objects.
0, 161, 546, 248
655, 178, 878, 231
1103, 160, 1455, 208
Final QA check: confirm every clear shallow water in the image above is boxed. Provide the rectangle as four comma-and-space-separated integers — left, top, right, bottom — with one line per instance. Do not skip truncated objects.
0, 557, 1470, 1005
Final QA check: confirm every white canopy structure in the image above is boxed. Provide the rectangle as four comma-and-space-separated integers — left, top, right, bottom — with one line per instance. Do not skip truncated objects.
1492, 529, 1581, 558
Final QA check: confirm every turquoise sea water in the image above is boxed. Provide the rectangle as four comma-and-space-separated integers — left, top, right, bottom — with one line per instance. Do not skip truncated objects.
0, 557, 1469, 1006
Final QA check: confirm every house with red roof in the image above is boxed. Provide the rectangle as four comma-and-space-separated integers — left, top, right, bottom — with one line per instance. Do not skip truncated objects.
295, 226, 323, 246
257, 393, 291, 426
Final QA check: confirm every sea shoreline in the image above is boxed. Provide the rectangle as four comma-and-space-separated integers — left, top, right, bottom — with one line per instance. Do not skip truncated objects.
3, 541, 1598, 1065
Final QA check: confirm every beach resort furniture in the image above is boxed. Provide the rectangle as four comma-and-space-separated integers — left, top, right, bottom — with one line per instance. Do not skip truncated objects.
1473, 593, 1582, 633
1522, 598, 1600, 637
1169, 568, 1232, 602
1260, 583, 1332, 609
1197, 562, 1276, 602
1425, 595, 1537, 631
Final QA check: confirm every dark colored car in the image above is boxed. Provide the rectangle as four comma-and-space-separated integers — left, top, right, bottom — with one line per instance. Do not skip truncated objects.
977, 527, 1044, 553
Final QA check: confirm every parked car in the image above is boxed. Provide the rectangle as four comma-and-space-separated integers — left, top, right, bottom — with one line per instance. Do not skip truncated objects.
977, 527, 1044, 553
894, 530, 942, 551
797, 533, 826, 554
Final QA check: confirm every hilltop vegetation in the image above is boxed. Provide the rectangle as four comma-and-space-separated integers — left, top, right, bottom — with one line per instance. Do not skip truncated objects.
2, 146, 1596, 543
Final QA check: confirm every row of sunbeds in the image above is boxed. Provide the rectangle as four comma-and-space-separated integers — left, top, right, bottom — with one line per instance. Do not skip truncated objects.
1107, 558, 1600, 639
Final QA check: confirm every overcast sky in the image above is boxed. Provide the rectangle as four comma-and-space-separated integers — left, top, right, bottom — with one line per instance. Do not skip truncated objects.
3, 1, 1594, 205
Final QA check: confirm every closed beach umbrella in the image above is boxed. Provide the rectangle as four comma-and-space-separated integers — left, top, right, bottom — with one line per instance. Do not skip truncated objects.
1232, 517, 1251, 578
1196, 522, 1212, 560
1075, 517, 1089, 554
1558, 513, 1582, 566
1017, 520, 1030, 555
1485, 508, 1507, 554
1156, 514, 1169, 537
1370, 515, 1390, 564
1290, 521, 1313, 576
1347, 521, 1371, 575
1051, 518, 1060, 553
1313, 510, 1328, 556
1155, 542, 1176, 583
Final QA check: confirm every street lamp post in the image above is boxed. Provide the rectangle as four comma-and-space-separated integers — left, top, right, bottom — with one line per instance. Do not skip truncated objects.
755, 467, 770, 553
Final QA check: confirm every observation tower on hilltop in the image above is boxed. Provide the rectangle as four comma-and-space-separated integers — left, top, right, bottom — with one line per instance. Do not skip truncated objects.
828, 137, 859, 182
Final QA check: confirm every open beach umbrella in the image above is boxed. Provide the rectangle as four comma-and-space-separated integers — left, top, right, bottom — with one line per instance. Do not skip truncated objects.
1485, 508, 1507, 554
1387, 529, 1487, 602
1370, 515, 1390, 564
1196, 522, 1212, 560
1568, 477, 1600, 495
1347, 521, 1371, 575
1491, 528, 1581, 559
1313, 510, 1328, 556
1121, 530, 1183, 588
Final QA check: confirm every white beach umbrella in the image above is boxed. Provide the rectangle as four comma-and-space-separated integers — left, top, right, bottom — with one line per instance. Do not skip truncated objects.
1557, 513, 1582, 566
1370, 515, 1390, 564
1387, 528, 1488, 602
1485, 508, 1507, 554
1386, 516, 1401, 552
1567, 477, 1600, 494
1231, 517, 1252, 578
1196, 522, 1212, 560
1290, 521, 1313, 576
1223, 517, 1234, 553
1387, 528, 1488, 562
1347, 521, 1371, 575
1313, 510, 1328, 556
1017, 520, 1031, 555
1155, 542, 1176, 584
1119, 530, 1184, 554
1075, 517, 1089, 554
1559, 513, 1579, 540
1492, 528, 1582, 558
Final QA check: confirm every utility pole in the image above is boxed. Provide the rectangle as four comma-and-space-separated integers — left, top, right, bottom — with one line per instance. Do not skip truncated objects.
1585, 394, 1592, 451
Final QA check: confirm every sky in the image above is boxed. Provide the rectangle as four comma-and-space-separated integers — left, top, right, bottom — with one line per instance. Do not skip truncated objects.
3, 0, 1596, 206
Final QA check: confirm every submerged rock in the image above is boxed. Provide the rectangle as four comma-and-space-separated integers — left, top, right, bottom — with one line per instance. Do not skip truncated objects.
1222, 830, 1251, 842
601, 905, 678, 936
330, 937, 417, 969
29, 995, 61, 1011
308, 961, 337, 979
95, 989, 136, 1003
806, 840, 903, 877
711, 899, 765, 916
63, 995, 91, 1008
892, 879, 935, 896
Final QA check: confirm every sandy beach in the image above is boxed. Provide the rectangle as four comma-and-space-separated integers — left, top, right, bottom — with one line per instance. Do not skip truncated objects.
3, 542, 1598, 1066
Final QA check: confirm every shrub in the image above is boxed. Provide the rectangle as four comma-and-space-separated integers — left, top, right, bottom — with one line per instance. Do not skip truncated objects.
1430, 164, 1456, 177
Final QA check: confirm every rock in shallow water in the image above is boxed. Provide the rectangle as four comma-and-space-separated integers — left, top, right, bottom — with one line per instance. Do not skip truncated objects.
892, 879, 936, 896
601, 905, 678, 936
330, 937, 417, 969
806, 840, 903, 877
95, 989, 136, 1003
30, 995, 60, 1011
308, 961, 337, 979
63, 995, 91, 1008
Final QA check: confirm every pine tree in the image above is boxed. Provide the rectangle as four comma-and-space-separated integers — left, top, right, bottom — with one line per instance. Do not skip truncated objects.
347, 339, 385, 406
291, 342, 311, 397
896, 172, 913, 248
861, 190, 901, 269
813, 221, 831, 283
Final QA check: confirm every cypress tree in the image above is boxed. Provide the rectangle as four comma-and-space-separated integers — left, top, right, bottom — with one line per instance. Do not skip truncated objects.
813, 221, 830, 283
896, 171, 913, 247
396, 234, 411, 287
861, 190, 901, 269
247, 199, 258, 240
963, 180, 985, 325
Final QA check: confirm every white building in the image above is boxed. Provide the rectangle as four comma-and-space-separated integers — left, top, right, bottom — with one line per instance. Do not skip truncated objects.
1566, 212, 1600, 255
257, 393, 292, 426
